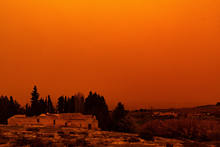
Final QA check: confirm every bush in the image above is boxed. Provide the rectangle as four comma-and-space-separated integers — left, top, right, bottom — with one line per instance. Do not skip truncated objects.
67, 138, 88, 147
140, 119, 220, 141
26, 127, 40, 132
127, 137, 140, 143
75, 138, 88, 146
13, 137, 47, 147
139, 131, 154, 141
0, 133, 9, 144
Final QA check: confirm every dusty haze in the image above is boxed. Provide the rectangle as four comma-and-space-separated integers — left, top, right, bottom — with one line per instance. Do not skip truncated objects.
0, 0, 220, 109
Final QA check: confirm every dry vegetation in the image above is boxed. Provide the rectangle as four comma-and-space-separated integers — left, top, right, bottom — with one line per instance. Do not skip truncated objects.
138, 119, 220, 141
1, 125, 177, 147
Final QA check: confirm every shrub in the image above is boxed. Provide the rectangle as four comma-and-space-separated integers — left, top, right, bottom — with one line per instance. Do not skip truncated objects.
166, 143, 173, 147
75, 138, 88, 146
139, 131, 154, 141
26, 127, 40, 132
67, 138, 88, 146
140, 119, 220, 141
127, 137, 140, 143
13, 137, 47, 147
0, 133, 9, 144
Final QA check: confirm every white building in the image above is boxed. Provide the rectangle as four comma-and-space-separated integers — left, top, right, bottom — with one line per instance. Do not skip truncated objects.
8, 113, 99, 130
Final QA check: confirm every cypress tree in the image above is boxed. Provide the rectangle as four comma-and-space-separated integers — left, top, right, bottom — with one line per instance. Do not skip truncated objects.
47, 95, 55, 113
30, 86, 40, 116
57, 96, 65, 113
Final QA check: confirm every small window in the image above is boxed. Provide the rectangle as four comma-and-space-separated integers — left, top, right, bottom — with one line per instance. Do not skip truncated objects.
37, 119, 40, 123
88, 124, 92, 130
53, 120, 56, 126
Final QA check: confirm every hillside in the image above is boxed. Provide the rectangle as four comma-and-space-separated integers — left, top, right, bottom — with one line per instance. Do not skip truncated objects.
0, 125, 186, 147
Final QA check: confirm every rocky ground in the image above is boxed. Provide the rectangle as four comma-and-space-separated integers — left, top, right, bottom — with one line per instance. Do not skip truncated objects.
0, 125, 217, 147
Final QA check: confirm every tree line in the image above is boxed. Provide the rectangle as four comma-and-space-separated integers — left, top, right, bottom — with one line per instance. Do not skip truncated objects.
0, 86, 130, 132
0, 96, 23, 124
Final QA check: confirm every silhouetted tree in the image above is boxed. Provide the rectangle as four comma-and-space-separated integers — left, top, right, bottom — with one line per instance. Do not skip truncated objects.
111, 102, 131, 132
57, 96, 65, 113
26, 87, 56, 115
0, 96, 22, 124
57, 94, 85, 113
84, 91, 111, 130
112, 102, 126, 121
30, 86, 41, 116
68, 96, 75, 113
25, 104, 32, 116
74, 93, 84, 113
64, 96, 68, 113
9, 96, 20, 116
47, 95, 55, 113
39, 98, 47, 114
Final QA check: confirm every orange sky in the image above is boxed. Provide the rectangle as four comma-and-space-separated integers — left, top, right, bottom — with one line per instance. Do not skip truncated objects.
0, 0, 220, 109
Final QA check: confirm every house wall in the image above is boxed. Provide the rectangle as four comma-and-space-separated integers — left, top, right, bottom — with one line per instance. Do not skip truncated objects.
8, 117, 39, 126
8, 113, 99, 130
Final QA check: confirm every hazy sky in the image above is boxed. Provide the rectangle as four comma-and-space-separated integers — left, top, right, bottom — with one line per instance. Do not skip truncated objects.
0, 0, 220, 109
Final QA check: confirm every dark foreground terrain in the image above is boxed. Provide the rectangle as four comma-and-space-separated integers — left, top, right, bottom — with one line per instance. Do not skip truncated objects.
0, 125, 220, 147
0, 125, 187, 147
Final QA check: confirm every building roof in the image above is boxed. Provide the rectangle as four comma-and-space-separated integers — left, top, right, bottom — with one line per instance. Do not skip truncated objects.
10, 115, 26, 119
9, 113, 95, 121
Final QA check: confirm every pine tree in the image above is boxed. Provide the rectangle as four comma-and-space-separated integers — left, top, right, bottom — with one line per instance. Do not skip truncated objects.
30, 86, 40, 116
0, 96, 22, 123
84, 91, 111, 130
112, 102, 126, 121
47, 95, 55, 113
25, 104, 32, 116
112, 102, 131, 132
64, 96, 68, 113
57, 96, 65, 113
68, 96, 75, 113
39, 98, 47, 114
